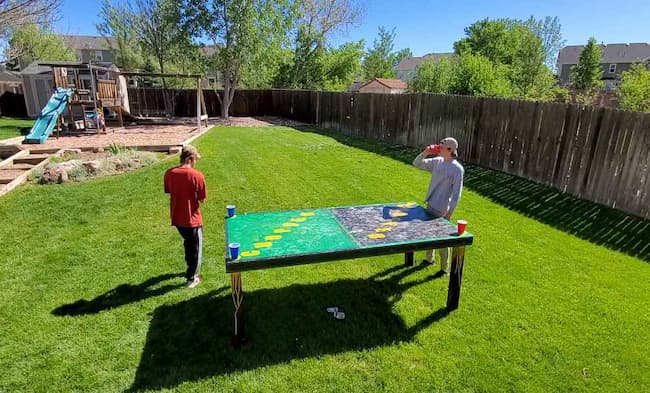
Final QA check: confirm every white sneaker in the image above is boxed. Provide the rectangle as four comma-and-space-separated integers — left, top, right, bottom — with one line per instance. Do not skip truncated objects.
186, 275, 203, 289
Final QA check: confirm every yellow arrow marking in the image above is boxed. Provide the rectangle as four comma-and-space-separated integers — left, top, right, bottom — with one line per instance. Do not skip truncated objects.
290, 217, 307, 222
368, 233, 385, 239
274, 228, 291, 233
397, 202, 416, 208
300, 212, 315, 217
265, 235, 282, 241
389, 211, 408, 218
382, 222, 399, 227
241, 250, 260, 257
375, 227, 392, 232
254, 242, 273, 248
283, 222, 299, 227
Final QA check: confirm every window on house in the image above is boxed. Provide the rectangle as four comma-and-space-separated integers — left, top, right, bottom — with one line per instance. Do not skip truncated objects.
94, 50, 104, 62
609, 64, 617, 73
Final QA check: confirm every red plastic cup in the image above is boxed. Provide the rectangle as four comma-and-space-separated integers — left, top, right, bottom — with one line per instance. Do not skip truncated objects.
427, 144, 441, 154
457, 220, 467, 235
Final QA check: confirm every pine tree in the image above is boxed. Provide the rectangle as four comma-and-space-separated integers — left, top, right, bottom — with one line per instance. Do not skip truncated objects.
570, 37, 603, 90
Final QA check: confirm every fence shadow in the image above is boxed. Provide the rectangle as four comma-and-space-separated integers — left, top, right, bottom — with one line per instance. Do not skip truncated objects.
127, 265, 449, 391
292, 126, 649, 262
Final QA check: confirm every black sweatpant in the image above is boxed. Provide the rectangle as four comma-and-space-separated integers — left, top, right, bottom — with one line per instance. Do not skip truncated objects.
176, 226, 203, 281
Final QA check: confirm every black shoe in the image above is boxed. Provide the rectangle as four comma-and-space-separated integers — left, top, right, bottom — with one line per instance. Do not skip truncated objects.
420, 259, 435, 266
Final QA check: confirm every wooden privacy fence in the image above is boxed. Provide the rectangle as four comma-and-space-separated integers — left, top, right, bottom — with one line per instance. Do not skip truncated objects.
124, 87, 650, 219
269, 90, 650, 220
126, 88, 272, 118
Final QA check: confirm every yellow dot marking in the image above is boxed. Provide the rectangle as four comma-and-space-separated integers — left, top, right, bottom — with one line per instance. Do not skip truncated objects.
241, 250, 260, 257
397, 203, 416, 208
375, 227, 392, 233
389, 211, 408, 218
265, 235, 282, 241
300, 212, 315, 217
274, 228, 291, 233
382, 222, 399, 227
283, 222, 299, 227
368, 233, 385, 239
254, 242, 273, 248
290, 217, 307, 222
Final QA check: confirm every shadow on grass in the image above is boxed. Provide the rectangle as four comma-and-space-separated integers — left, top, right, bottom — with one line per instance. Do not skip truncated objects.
128, 265, 449, 392
52, 273, 185, 316
287, 125, 649, 262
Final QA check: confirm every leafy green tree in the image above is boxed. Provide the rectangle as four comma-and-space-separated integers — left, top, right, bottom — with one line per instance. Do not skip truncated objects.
523, 16, 565, 71
409, 57, 456, 94
618, 63, 650, 112
188, 0, 293, 117
6, 24, 75, 69
322, 40, 364, 91
362, 26, 396, 79
452, 53, 513, 97
279, 0, 362, 89
392, 47, 412, 68
570, 37, 603, 90
96, 0, 144, 71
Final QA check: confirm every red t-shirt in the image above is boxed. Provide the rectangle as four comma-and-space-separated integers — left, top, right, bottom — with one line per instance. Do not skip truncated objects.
164, 166, 207, 227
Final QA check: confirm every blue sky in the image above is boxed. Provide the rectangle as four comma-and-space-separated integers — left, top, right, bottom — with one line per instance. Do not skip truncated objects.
58, 0, 650, 56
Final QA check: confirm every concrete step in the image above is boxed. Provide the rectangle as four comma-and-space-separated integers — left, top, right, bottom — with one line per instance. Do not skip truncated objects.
13, 154, 50, 165
27, 148, 60, 155
0, 168, 29, 184
9, 163, 35, 170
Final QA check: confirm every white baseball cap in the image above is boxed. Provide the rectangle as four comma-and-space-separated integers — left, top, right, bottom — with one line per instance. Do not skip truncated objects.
440, 137, 458, 155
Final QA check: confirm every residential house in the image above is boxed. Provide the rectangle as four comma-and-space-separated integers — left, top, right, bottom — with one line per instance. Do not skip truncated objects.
347, 80, 364, 93
61, 35, 117, 64
557, 43, 650, 91
358, 78, 407, 94
395, 53, 453, 81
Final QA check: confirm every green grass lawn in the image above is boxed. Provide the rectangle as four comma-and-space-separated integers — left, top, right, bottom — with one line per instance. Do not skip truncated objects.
0, 117, 33, 140
0, 126, 648, 392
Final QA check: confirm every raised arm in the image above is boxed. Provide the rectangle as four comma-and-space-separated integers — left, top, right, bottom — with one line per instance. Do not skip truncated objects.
413, 150, 435, 171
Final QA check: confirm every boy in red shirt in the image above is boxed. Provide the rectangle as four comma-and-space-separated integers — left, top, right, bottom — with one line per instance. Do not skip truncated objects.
164, 145, 207, 288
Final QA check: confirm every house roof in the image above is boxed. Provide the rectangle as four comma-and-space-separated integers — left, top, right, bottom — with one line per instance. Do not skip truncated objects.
558, 43, 650, 65
362, 78, 407, 90
21, 61, 118, 75
396, 53, 454, 71
348, 80, 364, 92
0, 65, 21, 83
60, 35, 117, 51
200, 45, 220, 57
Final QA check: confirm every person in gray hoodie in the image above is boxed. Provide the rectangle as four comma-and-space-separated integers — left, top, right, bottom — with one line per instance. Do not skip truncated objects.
413, 137, 464, 273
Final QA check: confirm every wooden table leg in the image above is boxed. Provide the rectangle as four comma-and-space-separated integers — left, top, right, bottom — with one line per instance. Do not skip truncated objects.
446, 246, 465, 310
230, 272, 246, 347
405, 251, 414, 266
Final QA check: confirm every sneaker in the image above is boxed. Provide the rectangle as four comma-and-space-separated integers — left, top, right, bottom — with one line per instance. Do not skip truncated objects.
186, 275, 203, 289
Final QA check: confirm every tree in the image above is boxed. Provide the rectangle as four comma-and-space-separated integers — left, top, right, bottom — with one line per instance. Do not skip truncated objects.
188, 0, 293, 117
5, 24, 75, 70
0, 0, 61, 55
393, 47, 412, 68
524, 16, 565, 71
322, 40, 364, 90
618, 63, 650, 112
125, 0, 193, 81
454, 18, 547, 96
96, 0, 144, 71
452, 53, 513, 97
362, 26, 396, 79
280, 0, 362, 89
409, 57, 456, 94
570, 37, 603, 91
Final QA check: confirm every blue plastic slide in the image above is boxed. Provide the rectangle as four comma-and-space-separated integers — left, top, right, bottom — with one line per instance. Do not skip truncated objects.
23, 88, 74, 144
